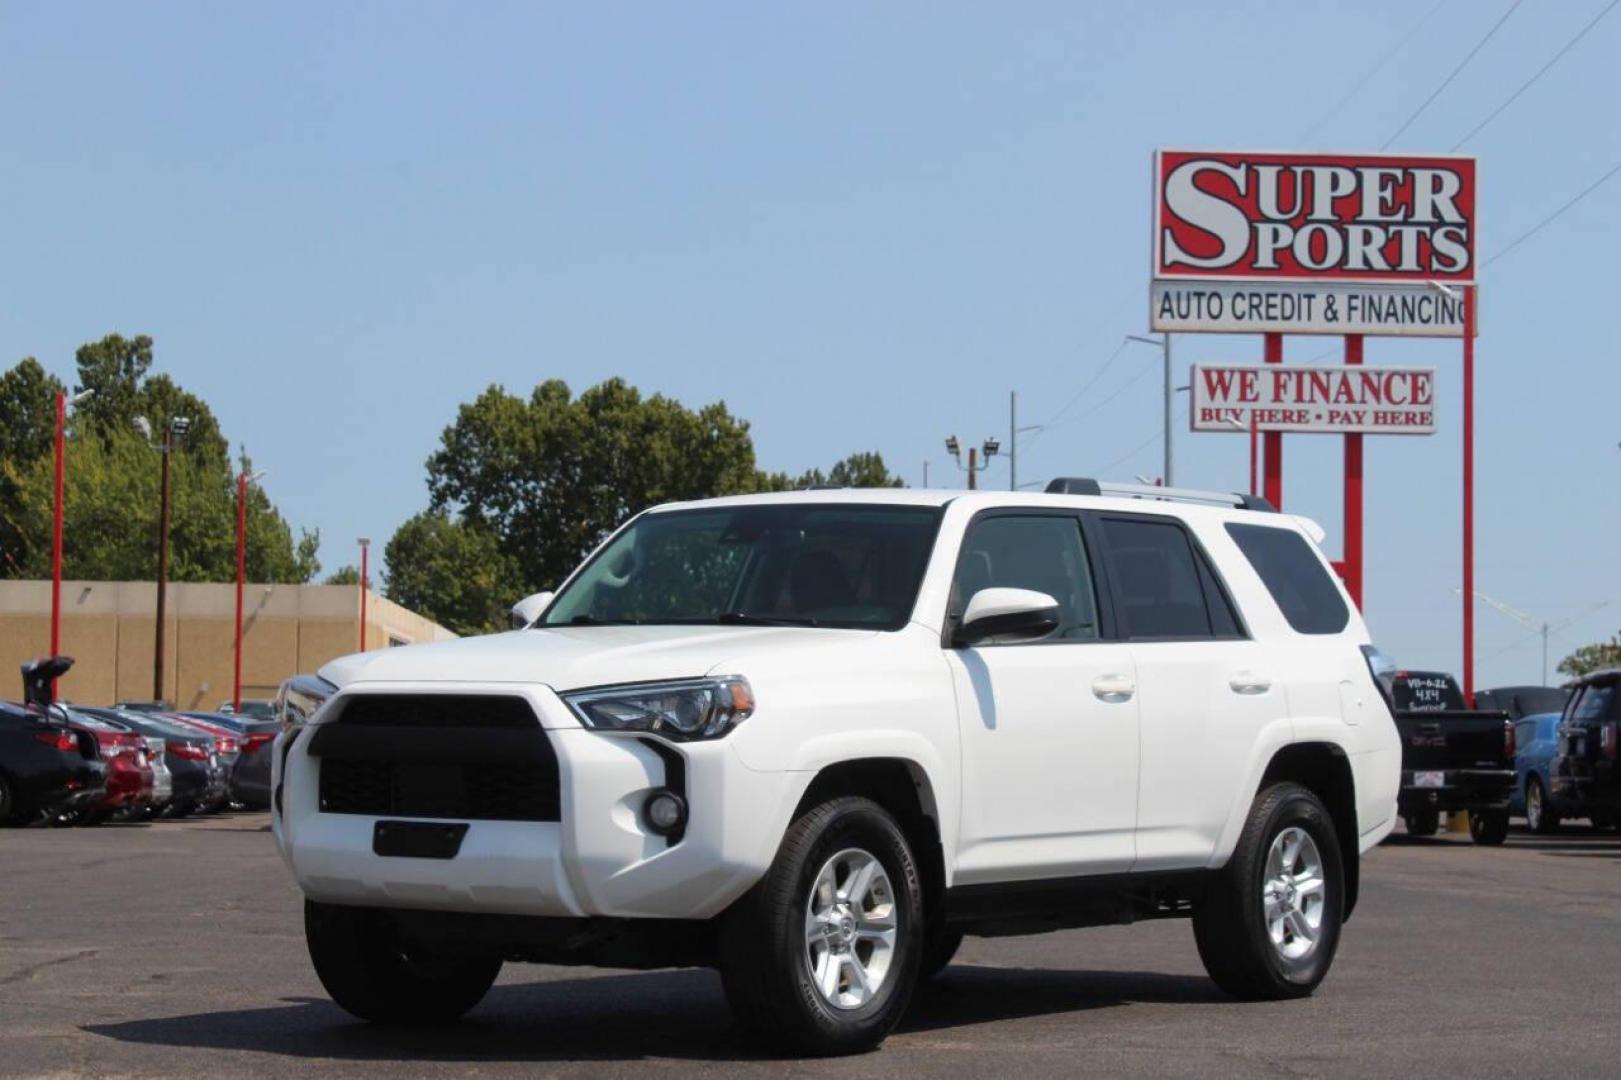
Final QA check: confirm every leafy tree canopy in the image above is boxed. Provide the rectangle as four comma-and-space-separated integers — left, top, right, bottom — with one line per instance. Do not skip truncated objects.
384, 512, 519, 637
1558, 634, 1621, 679
0, 334, 319, 583
387, 378, 905, 633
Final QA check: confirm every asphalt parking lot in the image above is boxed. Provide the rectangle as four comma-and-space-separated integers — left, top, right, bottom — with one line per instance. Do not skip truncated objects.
2, 816, 1619, 1078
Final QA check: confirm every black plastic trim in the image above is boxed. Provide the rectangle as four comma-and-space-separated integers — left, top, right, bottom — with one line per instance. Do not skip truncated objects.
637, 737, 688, 845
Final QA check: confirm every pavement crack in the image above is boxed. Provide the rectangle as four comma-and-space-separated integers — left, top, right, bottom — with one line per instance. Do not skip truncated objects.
0, 948, 98, 986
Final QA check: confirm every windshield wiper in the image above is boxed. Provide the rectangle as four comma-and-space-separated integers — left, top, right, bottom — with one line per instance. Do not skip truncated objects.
715, 612, 820, 627
566, 615, 642, 626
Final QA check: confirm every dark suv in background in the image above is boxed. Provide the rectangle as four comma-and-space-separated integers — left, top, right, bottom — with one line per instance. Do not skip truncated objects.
1551, 670, 1621, 829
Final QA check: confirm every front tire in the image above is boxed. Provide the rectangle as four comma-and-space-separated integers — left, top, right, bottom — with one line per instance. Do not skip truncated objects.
1193, 782, 1344, 1000
304, 900, 502, 1024
1468, 808, 1509, 845
1526, 778, 1559, 834
718, 796, 923, 1055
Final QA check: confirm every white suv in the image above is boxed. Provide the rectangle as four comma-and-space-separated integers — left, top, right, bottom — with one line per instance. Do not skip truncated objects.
273, 480, 1400, 1055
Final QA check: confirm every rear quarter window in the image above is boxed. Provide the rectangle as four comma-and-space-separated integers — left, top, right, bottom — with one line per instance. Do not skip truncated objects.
1225, 522, 1349, 635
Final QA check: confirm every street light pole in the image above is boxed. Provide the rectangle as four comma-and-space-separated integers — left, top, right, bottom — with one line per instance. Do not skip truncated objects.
153, 424, 173, 702
145, 415, 190, 704
50, 392, 65, 692
233, 469, 266, 711
358, 538, 371, 651
1126, 334, 1173, 486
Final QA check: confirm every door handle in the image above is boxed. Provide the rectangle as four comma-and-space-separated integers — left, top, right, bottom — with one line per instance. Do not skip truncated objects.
1229, 672, 1272, 695
1092, 674, 1136, 703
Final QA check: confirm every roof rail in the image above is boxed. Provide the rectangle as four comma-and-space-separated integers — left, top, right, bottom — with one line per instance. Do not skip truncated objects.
1044, 477, 1276, 513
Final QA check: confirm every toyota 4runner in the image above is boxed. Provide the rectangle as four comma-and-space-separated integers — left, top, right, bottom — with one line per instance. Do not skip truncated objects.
273, 479, 1401, 1054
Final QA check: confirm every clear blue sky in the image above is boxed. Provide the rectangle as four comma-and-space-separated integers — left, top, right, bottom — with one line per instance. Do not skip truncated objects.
3, 1, 1617, 685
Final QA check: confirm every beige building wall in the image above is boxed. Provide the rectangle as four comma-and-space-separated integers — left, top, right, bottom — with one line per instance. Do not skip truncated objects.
0, 580, 455, 709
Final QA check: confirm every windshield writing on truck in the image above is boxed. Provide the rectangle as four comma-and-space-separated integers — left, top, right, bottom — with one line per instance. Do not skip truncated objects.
541, 504, 943, 631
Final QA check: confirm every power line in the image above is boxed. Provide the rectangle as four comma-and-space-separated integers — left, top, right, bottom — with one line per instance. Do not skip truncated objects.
1024, 360, 1157, 444
1095, 428, 1163, 476
1381, 0, 1524, 150
1484, 157, 1621, 268
1300, 0, 1448, 144
1452, 0, 1619, 150
1037, 339, 1129, 430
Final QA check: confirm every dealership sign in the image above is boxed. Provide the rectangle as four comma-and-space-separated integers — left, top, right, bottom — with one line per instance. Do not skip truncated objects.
1154, 150, 1476, 284
1151, 279, 1474, 337
1190, 363, 1436, 435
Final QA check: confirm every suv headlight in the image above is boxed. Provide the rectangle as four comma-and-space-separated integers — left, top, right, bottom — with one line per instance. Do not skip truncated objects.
561, 676, 755, 741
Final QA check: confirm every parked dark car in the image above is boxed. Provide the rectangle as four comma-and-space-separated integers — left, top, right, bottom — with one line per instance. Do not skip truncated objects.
1550, 669, 1621, 830
1, 700, 108, 825
179, 713, 279, 809
1386, 668, 1515, 844
75, 707, 229, 816
217, 699, 276, 720
1475, 685, 1572, 721
157, 714, 241, 772
275, 674, 337, 734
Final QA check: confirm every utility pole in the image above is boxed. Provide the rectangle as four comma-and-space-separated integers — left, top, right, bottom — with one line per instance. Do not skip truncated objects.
1126, 334, 1174, 486
922, 461, 929, 487
141, 414, 189, 703
1464, 591, 1612, 686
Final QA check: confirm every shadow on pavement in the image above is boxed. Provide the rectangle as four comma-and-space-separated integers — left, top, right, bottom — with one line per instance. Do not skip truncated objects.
83, 965, 1222, 1062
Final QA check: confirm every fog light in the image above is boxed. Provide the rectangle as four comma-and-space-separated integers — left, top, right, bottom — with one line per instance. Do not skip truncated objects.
643, 790, 686, 836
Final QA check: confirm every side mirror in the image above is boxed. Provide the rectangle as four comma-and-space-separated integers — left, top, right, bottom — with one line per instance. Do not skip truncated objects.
953, 588, 1060, 646
511, 591, 555, 629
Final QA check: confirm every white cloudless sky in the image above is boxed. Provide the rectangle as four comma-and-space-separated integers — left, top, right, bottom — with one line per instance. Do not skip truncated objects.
2, 1, 1617, 685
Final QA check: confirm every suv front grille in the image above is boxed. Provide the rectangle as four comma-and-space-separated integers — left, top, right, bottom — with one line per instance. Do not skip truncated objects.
310, 694, 561, 823
319, 758, 560, 821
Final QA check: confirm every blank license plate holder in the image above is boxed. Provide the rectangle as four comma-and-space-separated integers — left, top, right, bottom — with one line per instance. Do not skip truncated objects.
1413, 771, 1446, 789
373, 820, 469, 859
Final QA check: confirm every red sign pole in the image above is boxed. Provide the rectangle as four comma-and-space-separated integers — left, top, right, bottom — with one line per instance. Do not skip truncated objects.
1462, 286, 1476, 705
1343, 335, 1364, 610
1262, 334, 1283, 508
234, 470, 247, 711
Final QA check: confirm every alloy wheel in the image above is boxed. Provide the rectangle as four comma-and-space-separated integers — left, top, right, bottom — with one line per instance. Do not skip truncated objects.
804, 847, 898, 1010
1262, 826, 1326, 962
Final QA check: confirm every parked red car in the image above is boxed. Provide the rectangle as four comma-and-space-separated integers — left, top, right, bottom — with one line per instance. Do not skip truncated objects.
66, 711, 156, 822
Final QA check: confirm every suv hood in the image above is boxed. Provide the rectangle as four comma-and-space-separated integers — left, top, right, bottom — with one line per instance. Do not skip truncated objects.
318, 624, 871, 693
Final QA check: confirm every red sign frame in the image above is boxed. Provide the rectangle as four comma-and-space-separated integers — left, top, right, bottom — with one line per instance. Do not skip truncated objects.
1154, 149, 1477, 284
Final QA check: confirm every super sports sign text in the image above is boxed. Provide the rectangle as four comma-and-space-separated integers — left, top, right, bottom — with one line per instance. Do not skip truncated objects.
1154, 150, 1476, 283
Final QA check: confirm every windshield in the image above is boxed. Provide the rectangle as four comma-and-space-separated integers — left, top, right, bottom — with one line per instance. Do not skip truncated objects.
541, 503, 943, 631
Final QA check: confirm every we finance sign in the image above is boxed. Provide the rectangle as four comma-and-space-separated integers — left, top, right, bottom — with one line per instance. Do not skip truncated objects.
1191, 363, 1436, 435
1154, 150, 1477, 283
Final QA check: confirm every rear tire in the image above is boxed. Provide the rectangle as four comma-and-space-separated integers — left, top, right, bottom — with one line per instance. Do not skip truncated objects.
0, 773, 17, 826
1403, 809, 1440, 837
1468, 808, 1509, 845
718, 796, 923, 1055
304, 900, 502, 1024
1526, 778, 1559, 835
1194, 782, 1344, 1000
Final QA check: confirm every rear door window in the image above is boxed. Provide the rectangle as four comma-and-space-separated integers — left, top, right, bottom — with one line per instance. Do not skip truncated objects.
1095, 516, 1222, 640
1225, 523, 1350, 634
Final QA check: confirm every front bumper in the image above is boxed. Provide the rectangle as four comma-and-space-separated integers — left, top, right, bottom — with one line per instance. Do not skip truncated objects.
1398, 768, 1513, 814
274, 686, 807, 921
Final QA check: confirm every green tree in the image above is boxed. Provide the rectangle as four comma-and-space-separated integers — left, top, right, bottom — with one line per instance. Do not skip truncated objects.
0, 358, 65, 571
787, 451, 907, 490
384, 512, 520, 637
324, 565, 361, 585
422, 378, 761, 597
0, 337, 319, 583
1558, 634, 1621, 679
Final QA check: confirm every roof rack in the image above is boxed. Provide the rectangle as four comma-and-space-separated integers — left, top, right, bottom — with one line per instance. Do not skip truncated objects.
1044, 477, 1277, 513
